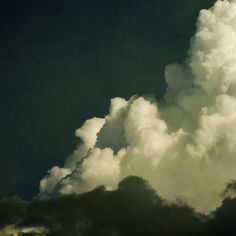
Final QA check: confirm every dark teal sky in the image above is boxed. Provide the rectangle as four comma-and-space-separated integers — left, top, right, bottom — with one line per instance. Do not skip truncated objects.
0, 0, 214, 199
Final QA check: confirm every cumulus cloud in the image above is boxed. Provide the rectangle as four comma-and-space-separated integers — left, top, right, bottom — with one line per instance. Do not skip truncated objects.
39, 0, 236, 213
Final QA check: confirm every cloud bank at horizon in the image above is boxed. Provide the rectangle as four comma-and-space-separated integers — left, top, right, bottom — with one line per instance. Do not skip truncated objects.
2, 176, 236, 236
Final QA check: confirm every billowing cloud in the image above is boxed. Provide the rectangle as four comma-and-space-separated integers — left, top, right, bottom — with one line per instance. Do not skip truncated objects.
39, 0, 236, 213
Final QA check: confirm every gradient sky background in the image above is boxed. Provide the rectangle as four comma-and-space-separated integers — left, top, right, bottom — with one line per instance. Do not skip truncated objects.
0, 0, 215, 200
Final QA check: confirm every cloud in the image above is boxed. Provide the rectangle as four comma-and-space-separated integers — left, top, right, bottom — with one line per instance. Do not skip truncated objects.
201, 194, 236, 236
38, 0, 236, 213
0, 225, 46, 236
0, 176, 204, 236
0, 196, 27, 229
3, 176, 236, 236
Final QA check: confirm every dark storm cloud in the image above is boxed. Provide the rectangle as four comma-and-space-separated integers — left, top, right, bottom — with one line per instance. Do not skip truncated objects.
2, 176, 236, 236
204, 197, 236, 236
0, 196, 27, 229
0, 176, 206, 236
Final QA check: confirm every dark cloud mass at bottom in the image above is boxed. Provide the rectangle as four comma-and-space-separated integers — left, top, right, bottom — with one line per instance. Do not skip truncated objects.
1, 176, 236, 236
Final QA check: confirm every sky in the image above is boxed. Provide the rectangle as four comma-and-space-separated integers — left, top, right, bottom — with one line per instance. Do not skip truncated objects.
6, 0, 236, 236
0, 0, 214, 199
